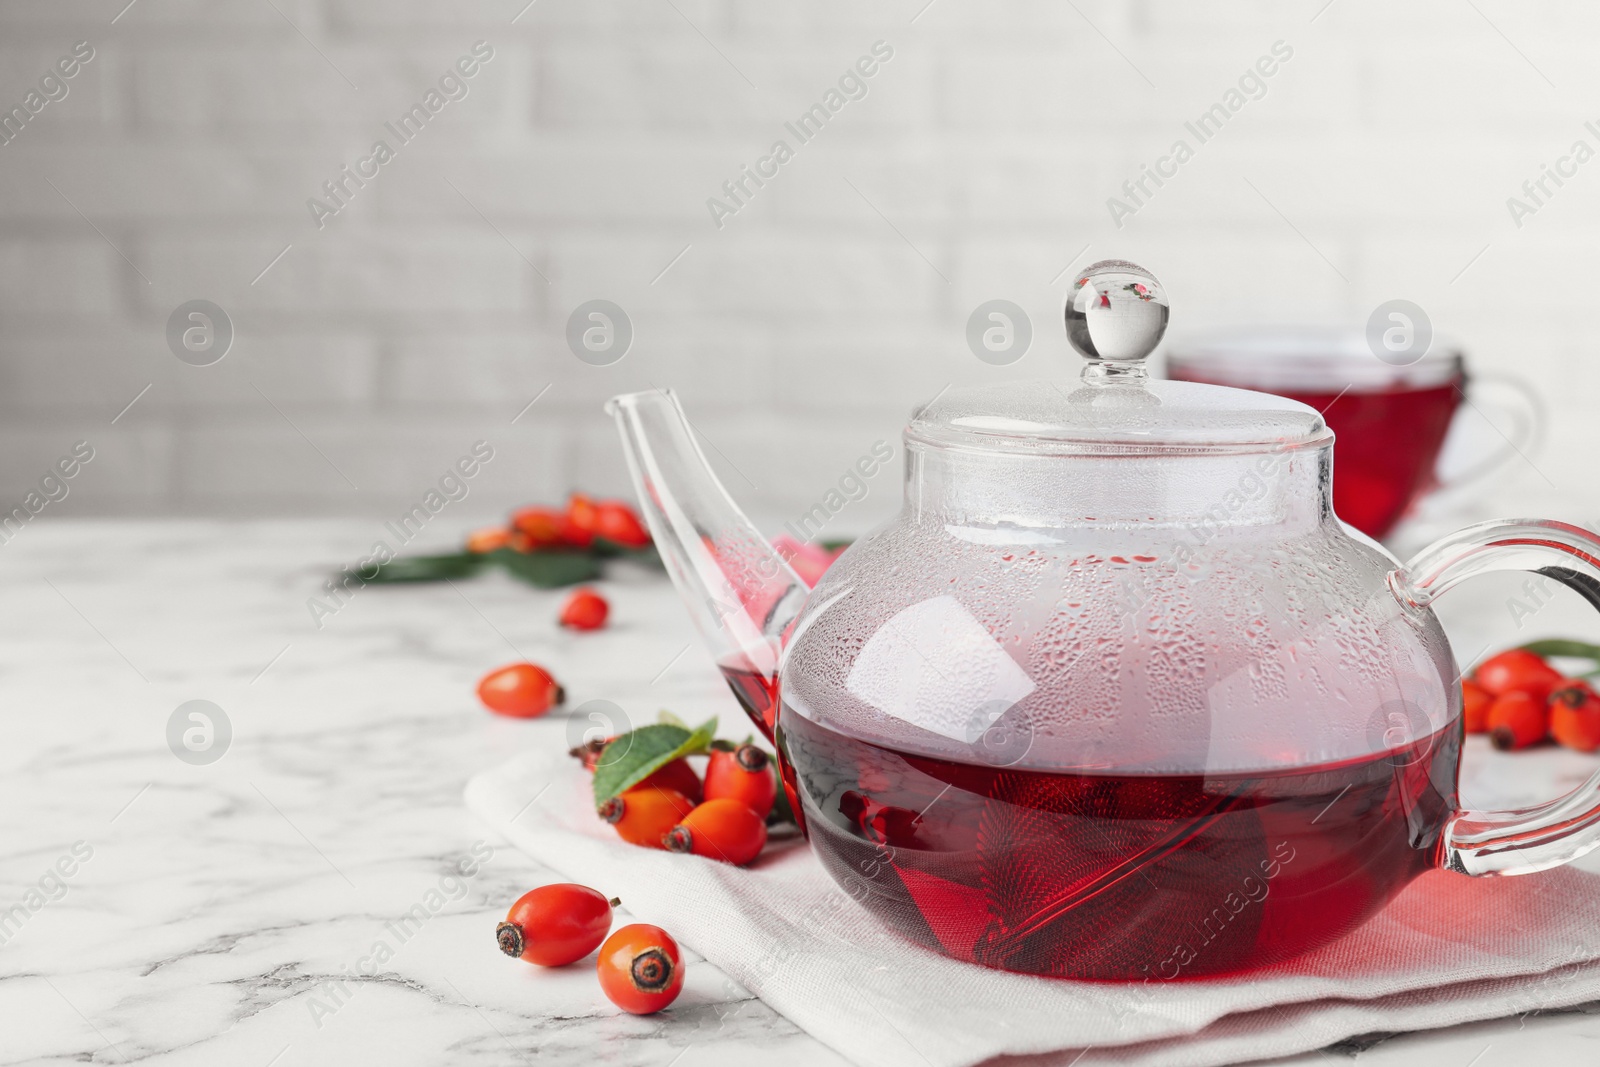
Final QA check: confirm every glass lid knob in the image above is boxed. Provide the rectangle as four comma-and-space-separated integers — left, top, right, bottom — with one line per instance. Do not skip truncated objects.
1065, 259, 1169, 379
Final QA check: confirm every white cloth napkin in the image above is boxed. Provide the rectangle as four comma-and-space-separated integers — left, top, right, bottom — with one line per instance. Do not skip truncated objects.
465, 732, 1600, 1067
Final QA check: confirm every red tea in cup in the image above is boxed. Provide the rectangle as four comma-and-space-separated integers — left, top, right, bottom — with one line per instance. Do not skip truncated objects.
1167, 330, 1528, 540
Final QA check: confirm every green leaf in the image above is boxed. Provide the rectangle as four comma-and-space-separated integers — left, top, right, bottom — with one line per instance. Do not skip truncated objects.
363, 552, 488, 583
608, 543, 664, 569
657, 710, 688, 729
680, 716, 717, 757
588, 537, 631, 559
491, 548, 602, 588
593, 725, 689, 804
591, 717, 717, 804
586, 539, 662, 566
1520, 639, 1600, 662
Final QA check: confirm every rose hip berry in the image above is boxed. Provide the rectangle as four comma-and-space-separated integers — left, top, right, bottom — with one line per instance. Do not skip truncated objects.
570, 735, 615, 772
561, 494, 599, 548
595, 501, 651, 548
637, 757, 702, 803
1475, 649, 1564, 702
511, 506, 565, 548
1550, 681, 1600, 752
597, 923, 683, 1015
559, 588, 610, 631
1461, 678, 1492, 734
704, 744, 777, 819
572, 746, 702, 800
477, 662, 564, 718
466, 527, 511, 553
599, 787, 695, 849
497, 883, 618, 967
1487, 690, 1547, 751
665, 797, 768, 866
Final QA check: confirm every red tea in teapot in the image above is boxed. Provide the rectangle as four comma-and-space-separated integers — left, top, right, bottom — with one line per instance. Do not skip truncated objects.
616, 259, 1600, 984
778, 709, 1459, 980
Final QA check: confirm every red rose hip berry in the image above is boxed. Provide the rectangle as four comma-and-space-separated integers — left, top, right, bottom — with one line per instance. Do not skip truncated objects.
636, 757, 702, 803
572, 747, 702, 802
704, 744, 776, 819
569, 735, 615, 772
1550, 681, 1600, 752
497, 883, 618, 967
1486, 690, 1547, 751
559, 588, 609, 631
561, 493, 599, 547
477, 662, 564, 718
597, 924, 683, 1014
594, 500, 651, 548
1475, 649, 1563, 702
665, 797, 768, 866
1461, 678, 1493, 734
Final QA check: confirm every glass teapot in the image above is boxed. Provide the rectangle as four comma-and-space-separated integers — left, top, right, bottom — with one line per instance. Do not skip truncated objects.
606, 260, 1600, 981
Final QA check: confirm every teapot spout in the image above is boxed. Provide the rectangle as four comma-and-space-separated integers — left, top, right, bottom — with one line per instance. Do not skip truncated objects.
605, 389, 806, 739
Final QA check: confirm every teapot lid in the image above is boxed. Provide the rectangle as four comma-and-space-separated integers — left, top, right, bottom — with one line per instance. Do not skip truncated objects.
909, 260, 1329, 456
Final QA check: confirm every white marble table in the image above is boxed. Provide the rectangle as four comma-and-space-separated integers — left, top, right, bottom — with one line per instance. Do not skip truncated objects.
3, 520, 1599, 1067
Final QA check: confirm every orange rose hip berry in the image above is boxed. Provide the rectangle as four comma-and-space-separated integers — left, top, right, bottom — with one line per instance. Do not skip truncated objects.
597, 923, 684, 1014
665, 797, 768, 866
599, 786, 695, 849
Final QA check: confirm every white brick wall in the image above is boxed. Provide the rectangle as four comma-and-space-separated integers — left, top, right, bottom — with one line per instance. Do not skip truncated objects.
0, 0, 1593, 531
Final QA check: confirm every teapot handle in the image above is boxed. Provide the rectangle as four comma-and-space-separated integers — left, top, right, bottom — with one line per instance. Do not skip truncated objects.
1391, 518, 1600, 876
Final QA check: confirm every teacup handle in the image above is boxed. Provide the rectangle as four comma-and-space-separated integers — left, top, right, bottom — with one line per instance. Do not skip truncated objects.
1434, 373, 1545, 494
1391, 518, 1600, 876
